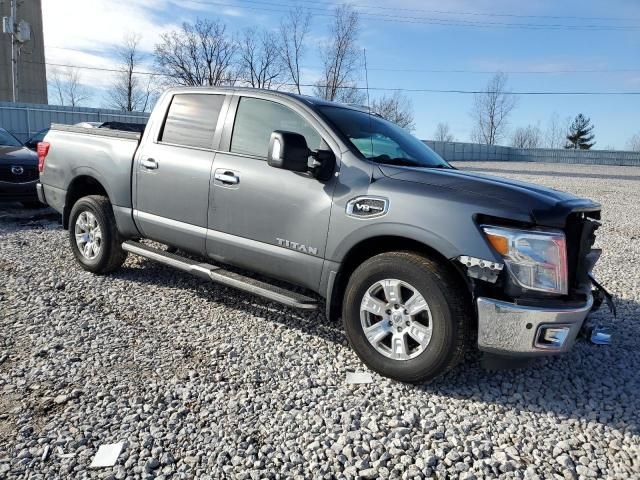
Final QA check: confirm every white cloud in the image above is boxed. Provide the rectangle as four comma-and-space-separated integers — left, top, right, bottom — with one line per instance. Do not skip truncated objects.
347, 0, 546, 17
46, 49, 120, 89
41, 0, 186, 104
165, 0, 244, 17
623, 75, 640, 86
42, 0, 179, 54
472, 58, 609, 74
41, 0, 261, 102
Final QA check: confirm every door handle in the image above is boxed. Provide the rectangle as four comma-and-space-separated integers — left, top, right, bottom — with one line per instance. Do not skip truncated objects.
141, 158, 158, 169
214, 171, 239, 185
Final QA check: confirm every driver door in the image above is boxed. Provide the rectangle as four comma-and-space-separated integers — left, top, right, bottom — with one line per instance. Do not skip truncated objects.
206, 95, 338, 290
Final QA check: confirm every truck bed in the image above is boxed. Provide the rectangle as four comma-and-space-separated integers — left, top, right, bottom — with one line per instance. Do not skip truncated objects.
39, 124, 142, 216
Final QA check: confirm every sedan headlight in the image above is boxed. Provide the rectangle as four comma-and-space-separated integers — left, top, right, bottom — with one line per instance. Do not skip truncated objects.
481, 226, 568, 295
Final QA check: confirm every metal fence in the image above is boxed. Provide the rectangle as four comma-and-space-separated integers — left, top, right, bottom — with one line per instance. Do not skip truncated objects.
423, 140, 640, 166
2, 102, 638, 167
0, 102, 150, 142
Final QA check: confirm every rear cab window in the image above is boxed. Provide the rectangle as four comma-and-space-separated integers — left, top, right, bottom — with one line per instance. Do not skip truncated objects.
159, 93, 225, 150
230, 97, 323, 158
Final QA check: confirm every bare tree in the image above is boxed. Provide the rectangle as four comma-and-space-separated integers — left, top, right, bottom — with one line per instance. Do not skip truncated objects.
544, 112, 568, 149
65, 68, 90, 107
48, 67, 90, 107
433, 122, 455, 142
238, 28, 283, 89
154, 19, 236, 86
370, 91, 415, 131
107, 34, 157, 112
626, 132, 640, 152
511, 124, 542, 148
49, 68, 66, 106
336, 86, 366, 104
470, 72, 517, 145
313, 4, 364, 104
279, 7, 311, 94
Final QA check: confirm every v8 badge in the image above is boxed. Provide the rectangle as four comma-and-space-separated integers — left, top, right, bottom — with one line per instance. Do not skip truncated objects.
346, 196, 389, 219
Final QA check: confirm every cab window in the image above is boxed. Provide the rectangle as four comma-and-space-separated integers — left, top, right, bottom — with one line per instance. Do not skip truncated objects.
230, 97, 322, 158
160, 94, 225, 149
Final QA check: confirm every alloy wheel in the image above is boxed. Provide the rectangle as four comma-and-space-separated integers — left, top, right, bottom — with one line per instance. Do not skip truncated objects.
360, 279, 433, 360
74, 211, 102, 260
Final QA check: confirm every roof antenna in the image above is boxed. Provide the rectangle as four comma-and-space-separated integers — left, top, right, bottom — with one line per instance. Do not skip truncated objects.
363, 48, 371, 112
363, 48, 374, 159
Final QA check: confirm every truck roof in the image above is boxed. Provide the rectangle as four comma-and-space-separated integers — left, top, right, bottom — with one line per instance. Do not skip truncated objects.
162, 86, 371, 113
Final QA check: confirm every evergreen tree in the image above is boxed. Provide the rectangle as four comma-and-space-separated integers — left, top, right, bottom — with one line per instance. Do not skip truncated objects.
565, 114, 595, 150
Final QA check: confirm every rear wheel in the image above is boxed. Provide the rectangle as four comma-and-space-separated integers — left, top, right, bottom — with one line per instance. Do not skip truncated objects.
342, 252, 469, 383
68, 195, 127, 273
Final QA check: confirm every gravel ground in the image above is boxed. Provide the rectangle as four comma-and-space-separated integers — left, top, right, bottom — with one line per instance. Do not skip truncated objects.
1, 161, 639, 479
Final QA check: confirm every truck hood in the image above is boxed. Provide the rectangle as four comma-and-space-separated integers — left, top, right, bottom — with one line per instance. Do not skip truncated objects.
0, 145, 38, 166
378, 165, 600, 227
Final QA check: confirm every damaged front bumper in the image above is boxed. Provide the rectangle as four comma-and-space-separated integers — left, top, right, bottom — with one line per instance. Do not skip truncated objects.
460, 208, 614, 356
476, 295, 594, 356
475, 274, 615, 355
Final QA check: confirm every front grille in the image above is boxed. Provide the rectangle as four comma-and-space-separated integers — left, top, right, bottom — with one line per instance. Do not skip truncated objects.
565, 211, 600, 291
0, 165, 39, 182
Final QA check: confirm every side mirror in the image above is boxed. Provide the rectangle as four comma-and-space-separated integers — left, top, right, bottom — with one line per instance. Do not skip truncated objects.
268, 131, 311, 173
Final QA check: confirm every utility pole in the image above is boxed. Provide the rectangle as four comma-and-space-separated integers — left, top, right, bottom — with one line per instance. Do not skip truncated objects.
3, 0, 29, 102
10, 0, 18, 101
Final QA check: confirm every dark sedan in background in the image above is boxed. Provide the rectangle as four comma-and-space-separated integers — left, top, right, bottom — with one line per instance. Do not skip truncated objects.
0, 128, 42, 207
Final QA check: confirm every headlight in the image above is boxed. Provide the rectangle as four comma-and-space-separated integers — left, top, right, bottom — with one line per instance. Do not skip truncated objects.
481, 226, 568, 295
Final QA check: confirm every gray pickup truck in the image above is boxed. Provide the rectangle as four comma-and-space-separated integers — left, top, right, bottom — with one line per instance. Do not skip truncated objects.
37, 87, 609, 382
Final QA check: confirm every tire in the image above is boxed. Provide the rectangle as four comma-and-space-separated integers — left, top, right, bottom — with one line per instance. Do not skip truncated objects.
21, 200, 45, 209
342, 251, 469, 383
68, 195, 127, 274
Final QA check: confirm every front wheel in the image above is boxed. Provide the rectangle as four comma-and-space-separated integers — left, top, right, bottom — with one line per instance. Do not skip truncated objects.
342, 252, 469, 383
68, 195, 127, 274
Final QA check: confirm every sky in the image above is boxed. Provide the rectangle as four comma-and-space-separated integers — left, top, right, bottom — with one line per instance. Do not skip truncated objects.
41, 0, 640, 149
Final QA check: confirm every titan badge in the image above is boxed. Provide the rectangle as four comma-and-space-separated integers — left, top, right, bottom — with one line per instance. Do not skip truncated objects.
276, 238, 318, 255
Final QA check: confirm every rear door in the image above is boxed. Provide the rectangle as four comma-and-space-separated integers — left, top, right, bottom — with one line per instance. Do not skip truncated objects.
206, 95, 339, 291
134, 93, 228, 254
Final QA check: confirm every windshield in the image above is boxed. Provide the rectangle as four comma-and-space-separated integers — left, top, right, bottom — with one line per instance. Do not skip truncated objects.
0, 128, 22, 147
318, 106, 451, 168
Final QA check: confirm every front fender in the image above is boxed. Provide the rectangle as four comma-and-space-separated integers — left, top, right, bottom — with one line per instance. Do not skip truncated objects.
327, 222, 460, 262
326, 220, 501, 265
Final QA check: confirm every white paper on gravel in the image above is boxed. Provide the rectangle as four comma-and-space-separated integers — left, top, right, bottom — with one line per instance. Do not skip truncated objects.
346, 371, 373, 384
90, 442, 124, 468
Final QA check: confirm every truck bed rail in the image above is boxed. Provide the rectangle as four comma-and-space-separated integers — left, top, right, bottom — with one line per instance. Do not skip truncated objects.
50, 123, 141, 141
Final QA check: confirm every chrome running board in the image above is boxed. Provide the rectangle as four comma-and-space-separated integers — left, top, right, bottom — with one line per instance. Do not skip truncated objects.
122, 241, 318, 310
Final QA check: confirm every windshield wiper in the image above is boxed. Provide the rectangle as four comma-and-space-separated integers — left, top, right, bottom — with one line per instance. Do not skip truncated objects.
370, 156, 423, 167
369, 155, 453, 169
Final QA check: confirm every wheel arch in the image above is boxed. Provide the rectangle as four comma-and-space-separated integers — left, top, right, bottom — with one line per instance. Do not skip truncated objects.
326, 235, 471, 322
63, 175, 109, 229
